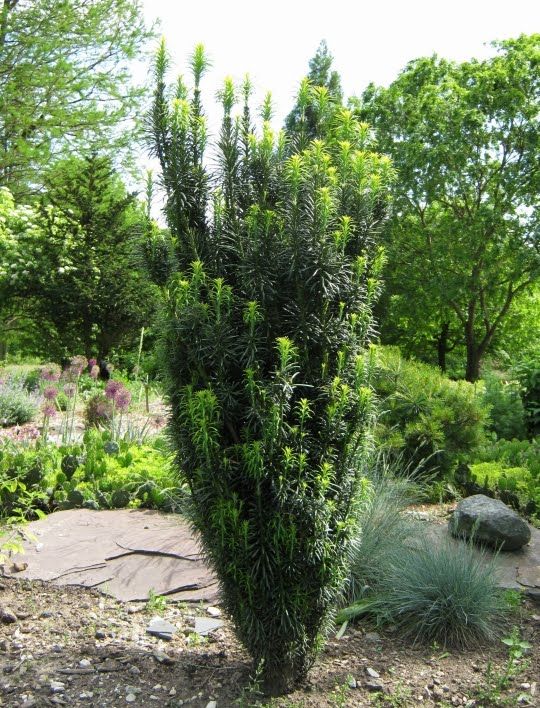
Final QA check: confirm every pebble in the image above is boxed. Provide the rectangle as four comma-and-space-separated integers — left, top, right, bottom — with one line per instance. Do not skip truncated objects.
366, 667, 380, 678
126, 694, 136, 703
206, 702, 217, 708
79, 659, 91, 668
79, 692, 94, 700
49, 681, 65, 693
348, 677, 357, 688
365, 679, 384, 693
169, 687, 177, 696
129, 665, 141, 675
0, 607, 17, 624
40, 611, 53, 619
364, 631, 381, 642
94, 630, 106, 639
206, 606, 221, 617
153, 651, 175, 665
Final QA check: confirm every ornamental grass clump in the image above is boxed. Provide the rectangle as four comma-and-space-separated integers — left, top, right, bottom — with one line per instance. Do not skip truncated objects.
378, 535, 507, 648
147, 42, 393, 694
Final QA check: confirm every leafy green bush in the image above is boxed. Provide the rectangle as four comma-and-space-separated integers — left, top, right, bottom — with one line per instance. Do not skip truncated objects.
377, 536, 507, 648
0, 431, 179, 518
512, 352, 540, 437
84, 393, 112, 427
481, 372, 527, 440
149, 44, 393, 694
373, 347, 489, 477
0, 378, 38, 427
23, 367, 42, 392
467, 439, 540, 520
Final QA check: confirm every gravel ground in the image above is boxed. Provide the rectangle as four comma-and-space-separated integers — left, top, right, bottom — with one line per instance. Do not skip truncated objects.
0, 577, 538, 707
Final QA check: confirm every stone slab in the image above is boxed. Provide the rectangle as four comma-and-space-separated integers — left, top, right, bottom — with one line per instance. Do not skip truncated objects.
2, 509, 218, 603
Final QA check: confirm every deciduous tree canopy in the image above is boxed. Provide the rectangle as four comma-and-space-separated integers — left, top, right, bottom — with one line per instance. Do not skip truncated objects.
361, 34, 540, 380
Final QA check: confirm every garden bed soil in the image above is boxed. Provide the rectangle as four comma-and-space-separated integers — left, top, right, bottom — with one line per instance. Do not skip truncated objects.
0, 577, 538, 707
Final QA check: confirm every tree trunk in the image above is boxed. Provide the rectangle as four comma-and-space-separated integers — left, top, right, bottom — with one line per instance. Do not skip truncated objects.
465, 342, 481, 382
436, 322, 450, 372
463, 308, 483, 382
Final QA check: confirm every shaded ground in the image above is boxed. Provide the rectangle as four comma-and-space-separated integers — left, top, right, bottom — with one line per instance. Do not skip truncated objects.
0, 577, 538, 707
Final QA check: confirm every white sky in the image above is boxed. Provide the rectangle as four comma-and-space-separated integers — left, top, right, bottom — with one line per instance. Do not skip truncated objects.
138, 0, 539, 214
141, 0, 539, 128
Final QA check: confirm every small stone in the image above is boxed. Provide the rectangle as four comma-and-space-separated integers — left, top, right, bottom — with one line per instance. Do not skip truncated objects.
206, 606, 221, 617
94, 630, 106, 639
206, 702, 217, 708
79, 692, 94, 700
129, 666, 141, 675
0, 607, 17, 624
365, 680, 384, 693
169, 687, 177, 696
520, 683, 531, 690
146, 617, 176, 640
40, 611, 53, 619
366, 667, 380, 678
348, 677, 357, 688
126, 694, 136, 703
364, 631, 381, 642
79, 659, 91, 668
153, 651, 175, 665
50, 681, 65, 693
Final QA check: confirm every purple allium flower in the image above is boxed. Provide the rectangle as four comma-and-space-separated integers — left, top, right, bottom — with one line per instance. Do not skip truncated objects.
43, 386, 58, 401
90, 364, 100, 379
41, 403, 56, 418
105, 380, 123, 400
69, 355, 88, 377
115, 387, 132, 411
88, 358, 97, 369
41, 363, 61, 382
64, 383, 77, 398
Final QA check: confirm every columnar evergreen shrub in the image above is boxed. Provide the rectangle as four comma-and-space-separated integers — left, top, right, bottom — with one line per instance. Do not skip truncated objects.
148, 43, 393, 694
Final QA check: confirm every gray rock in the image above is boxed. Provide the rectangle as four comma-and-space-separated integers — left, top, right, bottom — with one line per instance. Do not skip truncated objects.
365, 679, 384, 692
194, 617, 223, 636
146, 617, 176, 641
449, 495, 531, 551
0, 607, 17, 624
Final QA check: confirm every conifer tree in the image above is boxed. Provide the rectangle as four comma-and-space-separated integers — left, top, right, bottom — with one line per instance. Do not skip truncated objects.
148, 42, 393, 694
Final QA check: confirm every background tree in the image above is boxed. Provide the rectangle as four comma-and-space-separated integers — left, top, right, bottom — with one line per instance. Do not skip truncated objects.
7, 155, 158, 358
285, 40, 343, 149
0, 0, 153, 198
149, 43, 393, 694
361, 34, 540, 380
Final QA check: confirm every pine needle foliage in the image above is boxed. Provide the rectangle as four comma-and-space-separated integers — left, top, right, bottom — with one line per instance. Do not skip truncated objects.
147, 43, 394, 695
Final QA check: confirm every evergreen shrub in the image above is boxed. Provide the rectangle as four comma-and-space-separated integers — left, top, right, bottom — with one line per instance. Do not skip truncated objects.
373, 347, 488, 477
147, 42, 393, 694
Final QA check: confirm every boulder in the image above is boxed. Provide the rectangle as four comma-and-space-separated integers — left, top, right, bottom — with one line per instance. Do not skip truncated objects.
449, 494, 531, 551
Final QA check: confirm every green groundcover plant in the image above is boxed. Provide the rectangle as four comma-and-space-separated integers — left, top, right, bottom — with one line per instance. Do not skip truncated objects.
0, 430, 180, 520
147, 43, 393, 693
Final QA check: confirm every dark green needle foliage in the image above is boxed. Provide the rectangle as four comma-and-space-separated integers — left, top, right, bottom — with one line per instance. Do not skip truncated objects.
148, 41, 394, 695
